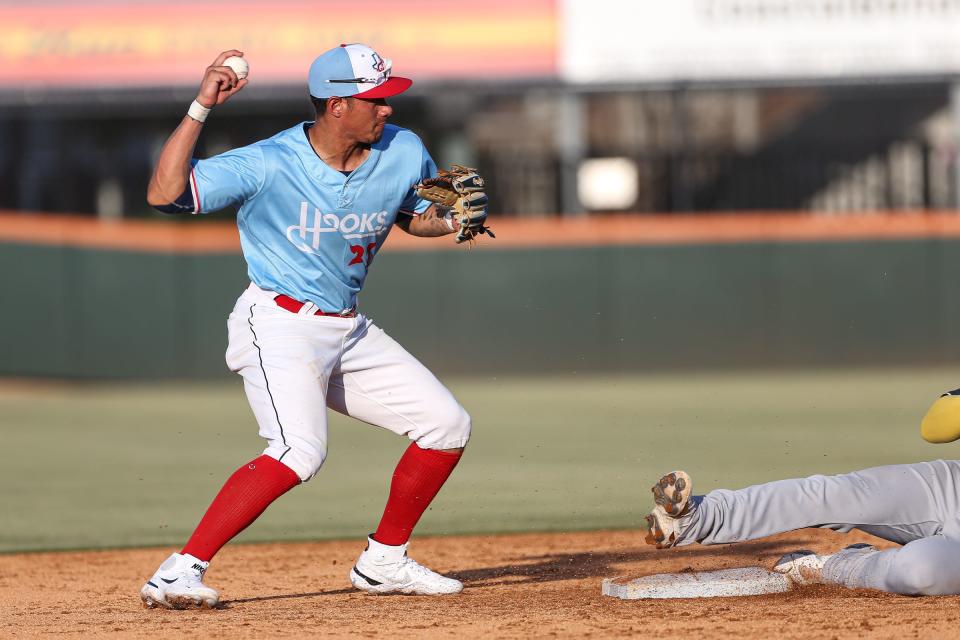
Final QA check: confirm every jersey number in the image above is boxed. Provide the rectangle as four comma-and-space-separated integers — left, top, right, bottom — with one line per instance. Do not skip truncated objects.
348, 242, 378, 267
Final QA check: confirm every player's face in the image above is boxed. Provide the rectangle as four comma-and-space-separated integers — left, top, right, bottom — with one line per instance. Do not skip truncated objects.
344, 97, 392, 144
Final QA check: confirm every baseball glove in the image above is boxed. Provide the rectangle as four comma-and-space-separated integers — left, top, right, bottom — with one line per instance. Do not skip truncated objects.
414, 165, 494, 244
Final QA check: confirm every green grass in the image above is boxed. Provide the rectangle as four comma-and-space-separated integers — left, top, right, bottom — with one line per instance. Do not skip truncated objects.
0, 368, 955, 553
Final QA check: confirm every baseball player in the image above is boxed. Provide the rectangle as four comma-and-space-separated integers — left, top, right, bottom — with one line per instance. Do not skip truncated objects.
642, 390, 960, 596
139, 45, 490, 609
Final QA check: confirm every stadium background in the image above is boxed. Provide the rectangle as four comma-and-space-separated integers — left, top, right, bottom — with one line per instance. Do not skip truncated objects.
2, 0, 960, 592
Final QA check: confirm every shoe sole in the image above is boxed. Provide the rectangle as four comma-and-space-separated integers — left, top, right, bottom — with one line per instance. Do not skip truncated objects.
652, 471, 692, 516
643, 471, 693, 548
643, 512, 666, 547
349, 568, 462, 596
140, 583, 218, 610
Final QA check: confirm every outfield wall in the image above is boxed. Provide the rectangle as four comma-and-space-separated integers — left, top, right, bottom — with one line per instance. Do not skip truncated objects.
3, 211, 960, 379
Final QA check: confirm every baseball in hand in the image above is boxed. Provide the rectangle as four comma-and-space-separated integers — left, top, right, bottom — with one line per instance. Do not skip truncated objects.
224, 56, 249, 80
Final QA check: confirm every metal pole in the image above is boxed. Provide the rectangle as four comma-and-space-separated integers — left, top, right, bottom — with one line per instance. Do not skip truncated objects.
670, 86, 693, 213
556, 91, 586, 216
952, 81, 960, 209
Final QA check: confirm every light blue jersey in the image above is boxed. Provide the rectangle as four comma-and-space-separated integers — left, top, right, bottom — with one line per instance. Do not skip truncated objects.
189, 122, 436, 312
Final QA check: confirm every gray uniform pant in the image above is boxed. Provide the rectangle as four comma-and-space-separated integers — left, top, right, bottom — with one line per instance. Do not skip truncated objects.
675, 460, 960, 595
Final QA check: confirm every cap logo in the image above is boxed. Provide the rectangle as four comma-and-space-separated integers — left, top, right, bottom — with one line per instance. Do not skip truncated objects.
325, 57, 392, 87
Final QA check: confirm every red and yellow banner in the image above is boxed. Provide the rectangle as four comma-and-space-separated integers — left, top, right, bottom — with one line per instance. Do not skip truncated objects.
0, 0, 557, 88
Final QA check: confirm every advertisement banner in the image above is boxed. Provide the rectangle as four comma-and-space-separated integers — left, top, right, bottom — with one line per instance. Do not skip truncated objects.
562, 0, 960, 83
0, 0, 557, 89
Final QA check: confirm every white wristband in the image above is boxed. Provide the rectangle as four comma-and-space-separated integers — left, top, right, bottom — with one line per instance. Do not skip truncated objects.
187, 100, 211, 123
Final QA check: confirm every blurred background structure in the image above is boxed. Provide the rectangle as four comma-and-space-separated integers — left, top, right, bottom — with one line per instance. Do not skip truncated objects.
3, 0, 960, 380
1, 0, 959, 218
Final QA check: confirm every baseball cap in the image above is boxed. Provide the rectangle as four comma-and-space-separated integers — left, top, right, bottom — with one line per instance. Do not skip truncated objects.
308, 43, 412, 99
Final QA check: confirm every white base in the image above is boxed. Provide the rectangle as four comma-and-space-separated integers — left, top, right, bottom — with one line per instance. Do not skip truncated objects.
602, 567, 792, 599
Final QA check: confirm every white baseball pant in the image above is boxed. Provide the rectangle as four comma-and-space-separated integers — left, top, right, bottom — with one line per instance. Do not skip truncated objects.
224, 283, 471, 482
673, 460, 960, 595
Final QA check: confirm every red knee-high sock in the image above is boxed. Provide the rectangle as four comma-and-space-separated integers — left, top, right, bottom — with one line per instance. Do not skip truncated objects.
181, 455, 300, 562
373, 443, 463, 546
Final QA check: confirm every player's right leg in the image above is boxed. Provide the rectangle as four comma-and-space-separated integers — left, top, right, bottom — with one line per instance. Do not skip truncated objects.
140, 289, 343, 608
643, 461, 956, 549
328, 317, 470, 595
759, 536, 960, 595
780, 535, 960, 595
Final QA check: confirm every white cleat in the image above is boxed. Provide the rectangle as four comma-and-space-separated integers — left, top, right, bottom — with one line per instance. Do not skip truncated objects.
773, 550, 828, 585
140, 552, 220, 609
644, 470, 695, 549
349, 536, 463, 596
773, 544, 878, 586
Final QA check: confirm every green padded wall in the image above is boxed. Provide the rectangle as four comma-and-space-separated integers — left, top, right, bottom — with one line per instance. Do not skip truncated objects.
2, 239, 958, 379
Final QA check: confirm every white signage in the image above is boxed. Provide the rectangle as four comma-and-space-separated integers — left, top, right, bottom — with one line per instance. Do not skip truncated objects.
562, 0, 960, 83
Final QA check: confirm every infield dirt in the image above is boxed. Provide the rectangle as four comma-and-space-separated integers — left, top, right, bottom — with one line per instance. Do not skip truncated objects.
3, 529, 959, 639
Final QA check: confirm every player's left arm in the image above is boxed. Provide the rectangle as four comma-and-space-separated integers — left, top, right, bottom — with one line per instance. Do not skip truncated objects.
397, 137, 491, 241
399, 166, 492, 242
395, 204, 458, 237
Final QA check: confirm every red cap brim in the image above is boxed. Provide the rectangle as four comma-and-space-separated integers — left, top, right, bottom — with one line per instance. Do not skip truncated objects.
353, 76, 412, 99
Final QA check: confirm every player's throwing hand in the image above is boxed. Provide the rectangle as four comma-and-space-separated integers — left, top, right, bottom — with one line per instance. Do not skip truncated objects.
196, 50, 249, 108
